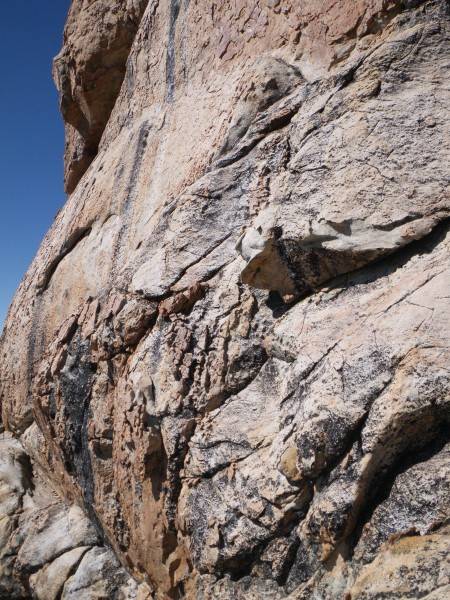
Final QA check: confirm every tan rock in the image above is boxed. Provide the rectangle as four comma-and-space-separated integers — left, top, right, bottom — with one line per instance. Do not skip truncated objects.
0, 0, 449, 598
346, 526, 450, 600
53, 0, 149, 193
0, 435, 150, 598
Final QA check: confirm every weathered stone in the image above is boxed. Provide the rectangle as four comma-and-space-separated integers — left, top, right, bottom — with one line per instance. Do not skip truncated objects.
60, 546, 150, 600
0, 436, 150, 599
0, 0, 449, 597
29, 546, 90, 600
53, 0, 149, 193
346, 526, 450, 600
353, 442, 450, 564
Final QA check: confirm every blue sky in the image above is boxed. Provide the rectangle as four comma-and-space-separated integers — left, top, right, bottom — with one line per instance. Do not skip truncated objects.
0, 1, 71, 331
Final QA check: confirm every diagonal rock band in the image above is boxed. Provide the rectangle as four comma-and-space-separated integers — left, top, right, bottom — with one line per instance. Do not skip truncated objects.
0, 0, 449, 599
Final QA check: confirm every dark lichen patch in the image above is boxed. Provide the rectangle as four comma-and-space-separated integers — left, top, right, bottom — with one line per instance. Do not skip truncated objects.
57, 331, 105, 538
165, 0, 182, 102
277, 238, 381, 297
350, 425, 450, 563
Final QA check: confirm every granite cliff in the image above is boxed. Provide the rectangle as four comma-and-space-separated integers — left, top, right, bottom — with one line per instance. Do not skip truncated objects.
0, 0, 449, 598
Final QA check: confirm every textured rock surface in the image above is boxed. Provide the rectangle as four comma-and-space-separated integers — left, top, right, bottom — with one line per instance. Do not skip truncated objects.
0, 0, 449, 597
53, 0, 149, 194
0, 433, 151, 599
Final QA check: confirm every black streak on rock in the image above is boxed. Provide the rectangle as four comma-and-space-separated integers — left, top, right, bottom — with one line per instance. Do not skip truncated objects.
166, 0, 182, 102
59, 332, 104, 538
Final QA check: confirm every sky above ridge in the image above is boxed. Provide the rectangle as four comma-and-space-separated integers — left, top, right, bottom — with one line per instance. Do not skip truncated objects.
0, 1, 71, 332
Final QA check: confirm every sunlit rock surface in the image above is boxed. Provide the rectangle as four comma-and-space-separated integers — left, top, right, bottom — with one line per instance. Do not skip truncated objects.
0, 0, 449, 597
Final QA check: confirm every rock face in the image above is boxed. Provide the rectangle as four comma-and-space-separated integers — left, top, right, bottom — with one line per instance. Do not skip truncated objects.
53, 0, 149, 194
0, 432, 151, 599
0, 0, 449, 598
